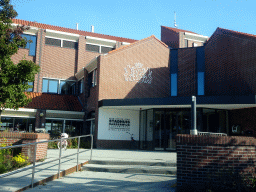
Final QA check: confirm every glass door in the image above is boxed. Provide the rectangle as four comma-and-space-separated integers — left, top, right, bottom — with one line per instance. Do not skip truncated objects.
155, 111, 165, 150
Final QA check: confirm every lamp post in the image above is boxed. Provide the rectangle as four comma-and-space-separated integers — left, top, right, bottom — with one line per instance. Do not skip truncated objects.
190, 96, 198, 135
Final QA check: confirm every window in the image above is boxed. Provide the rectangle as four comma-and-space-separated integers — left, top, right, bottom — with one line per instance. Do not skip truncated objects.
45, 37, 61, 47
170, 50, 178, 96
59, 80, 76, 95
78, 78, 84, 94
42, 78, 76, 95
43, 79, 58, 93
101, 46, 114, 53
20, 34, 37, 56
86, 43, 114, 53
88, 70, 97, 88
86, 44, 100, 52
45, 37, 78, 49
25, 82, 34, 92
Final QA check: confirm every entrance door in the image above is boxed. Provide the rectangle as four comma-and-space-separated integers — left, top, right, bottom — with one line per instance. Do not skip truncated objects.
155, 111, 165, 150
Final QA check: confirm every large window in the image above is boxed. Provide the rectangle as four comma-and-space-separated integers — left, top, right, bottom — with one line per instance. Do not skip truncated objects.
0, 117, 35, 132
20, 34, 37, 56
42, 78, 76, 95
45, 37, 78, 49
86, 43, 114, 53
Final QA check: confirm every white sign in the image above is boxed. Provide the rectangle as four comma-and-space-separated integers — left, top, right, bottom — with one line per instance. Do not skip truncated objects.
124, 63, 152, 84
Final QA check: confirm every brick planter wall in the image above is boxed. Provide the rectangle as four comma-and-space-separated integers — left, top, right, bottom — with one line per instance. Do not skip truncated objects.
176, 134, 256, 191
0, 132, 50, 162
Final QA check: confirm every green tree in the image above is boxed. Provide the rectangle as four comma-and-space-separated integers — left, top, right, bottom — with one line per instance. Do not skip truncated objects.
0, 0, 40, 123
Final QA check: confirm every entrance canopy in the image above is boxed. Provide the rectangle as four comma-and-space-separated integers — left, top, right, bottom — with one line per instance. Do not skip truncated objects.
98, 95, 256, 110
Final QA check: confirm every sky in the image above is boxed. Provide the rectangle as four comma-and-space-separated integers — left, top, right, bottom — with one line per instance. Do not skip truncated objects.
11, 0, 256, 41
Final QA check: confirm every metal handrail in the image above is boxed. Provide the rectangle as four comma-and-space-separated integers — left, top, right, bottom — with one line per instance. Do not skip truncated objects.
0, 134, 93, 188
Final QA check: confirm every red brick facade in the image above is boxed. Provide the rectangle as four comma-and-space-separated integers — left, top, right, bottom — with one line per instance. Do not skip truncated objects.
98, 36, 170, 100
0, 132, 50, 162
176, 134, 256, 191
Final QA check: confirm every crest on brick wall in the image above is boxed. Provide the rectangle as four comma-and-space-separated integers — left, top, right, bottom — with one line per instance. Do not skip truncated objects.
124, 63, 152, 84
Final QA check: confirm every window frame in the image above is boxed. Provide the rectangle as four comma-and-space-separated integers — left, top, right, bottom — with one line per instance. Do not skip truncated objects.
42, 78, 76, 95
45, 36, 78, 49
20, 33, 37, 56
86, 42, 114, 53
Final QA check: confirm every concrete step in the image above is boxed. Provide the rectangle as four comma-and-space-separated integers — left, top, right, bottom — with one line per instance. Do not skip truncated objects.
82, 161, 177, 175
88, 160, 176, 167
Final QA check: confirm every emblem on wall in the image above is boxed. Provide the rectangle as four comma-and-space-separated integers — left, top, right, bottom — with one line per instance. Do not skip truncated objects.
109, 118, 130, 131
124, 63, 152, 84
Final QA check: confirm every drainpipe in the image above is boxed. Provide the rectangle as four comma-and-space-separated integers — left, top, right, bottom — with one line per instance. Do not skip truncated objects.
190, 96, 197, 135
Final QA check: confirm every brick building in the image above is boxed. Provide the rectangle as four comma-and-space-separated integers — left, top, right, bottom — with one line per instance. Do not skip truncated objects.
1, 19, 256, 150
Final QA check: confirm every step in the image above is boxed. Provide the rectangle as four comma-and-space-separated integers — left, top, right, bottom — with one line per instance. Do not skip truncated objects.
88, 160, 176, 167
82, 163, 177, 175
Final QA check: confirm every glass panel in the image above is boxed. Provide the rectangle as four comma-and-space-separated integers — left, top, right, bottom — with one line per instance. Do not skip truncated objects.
86, 44, 100, 52
48, 79, 58, 93
147, 109, 154, 150
29, 35, 37, 56
42, 79, 48, 93
155, 111, 164, 148
139, 111, 146, 149
0, 117, 14, 131
51, 120, 63, 137
166, 112, 176, 149
27, 118, 35, 132
78, 79, 84, 94
60, 80, 76, 95
65, 120, 76, 136
14, 118, 27, 132
101, 46, 113, 53
45, 37, 61, 47
171, 74, 177, 96
198, 72, 204, 95
45, 120, 52, 135
177, 111, 190, 134
63, 40, 78, 49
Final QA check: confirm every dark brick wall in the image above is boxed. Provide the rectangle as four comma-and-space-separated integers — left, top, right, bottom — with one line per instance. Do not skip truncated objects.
161, 26, 179, 48
178, 48, 196, 96
97, 139, 139, 149
176, 134, 256, 191
205, 29, 256, 96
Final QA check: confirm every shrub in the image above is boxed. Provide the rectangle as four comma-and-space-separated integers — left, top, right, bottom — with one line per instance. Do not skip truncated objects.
0, 138, 30, 174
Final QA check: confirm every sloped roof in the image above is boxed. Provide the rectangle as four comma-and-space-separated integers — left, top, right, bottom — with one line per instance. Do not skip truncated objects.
107, 35, 168, 55
206, 27, 256, 45
217, 27, 256, 39
12, 19, 137, 43
25, 92, 83, 111
161, 26, 198, 34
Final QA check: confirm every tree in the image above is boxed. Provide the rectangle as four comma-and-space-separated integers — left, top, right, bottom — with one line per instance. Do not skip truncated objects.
0, 0, 40, 122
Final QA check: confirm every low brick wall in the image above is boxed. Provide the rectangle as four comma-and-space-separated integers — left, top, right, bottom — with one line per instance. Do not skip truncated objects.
176, 134, 256, 191
0, 132, 50, 162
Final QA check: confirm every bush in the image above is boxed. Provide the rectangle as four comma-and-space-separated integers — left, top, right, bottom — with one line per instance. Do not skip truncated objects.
0, 138, 30, 174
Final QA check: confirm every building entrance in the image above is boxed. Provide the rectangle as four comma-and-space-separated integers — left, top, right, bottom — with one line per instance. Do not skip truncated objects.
139, 108, 229, 151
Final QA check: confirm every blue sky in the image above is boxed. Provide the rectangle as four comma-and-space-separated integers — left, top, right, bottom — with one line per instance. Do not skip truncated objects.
12, 0, 256, 40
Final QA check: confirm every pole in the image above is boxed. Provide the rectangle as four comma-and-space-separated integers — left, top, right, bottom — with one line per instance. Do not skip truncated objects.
190, 96, 198, 135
